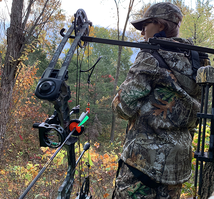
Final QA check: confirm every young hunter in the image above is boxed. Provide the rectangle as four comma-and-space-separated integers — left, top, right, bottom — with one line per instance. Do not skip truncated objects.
112, 2, 204, 199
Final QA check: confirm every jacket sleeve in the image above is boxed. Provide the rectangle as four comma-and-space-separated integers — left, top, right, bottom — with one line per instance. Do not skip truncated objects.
112, 51, 158, 119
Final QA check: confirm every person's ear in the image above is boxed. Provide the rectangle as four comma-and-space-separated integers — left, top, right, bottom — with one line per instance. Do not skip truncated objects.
141, 30, 145, 35
159, 24, 164, 32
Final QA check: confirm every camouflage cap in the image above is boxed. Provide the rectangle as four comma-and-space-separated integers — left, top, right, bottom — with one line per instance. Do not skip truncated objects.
131, 2, 183, 31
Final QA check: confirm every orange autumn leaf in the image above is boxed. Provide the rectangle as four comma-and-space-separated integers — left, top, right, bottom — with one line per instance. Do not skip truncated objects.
103, 193, 109, 198
103, 153, 109, 159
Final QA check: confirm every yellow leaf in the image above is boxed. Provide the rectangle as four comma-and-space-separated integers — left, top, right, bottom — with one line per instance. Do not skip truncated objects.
8, 183, 13, 192
0, 170, 5, 175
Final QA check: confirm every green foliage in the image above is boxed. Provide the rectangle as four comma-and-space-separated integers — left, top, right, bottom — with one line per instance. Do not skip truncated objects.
180, 0, 214, 48
24, 46, 50, 77
181, 123, 211, 198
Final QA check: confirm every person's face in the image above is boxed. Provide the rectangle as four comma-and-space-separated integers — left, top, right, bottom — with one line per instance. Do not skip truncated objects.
141, 20, 164, 41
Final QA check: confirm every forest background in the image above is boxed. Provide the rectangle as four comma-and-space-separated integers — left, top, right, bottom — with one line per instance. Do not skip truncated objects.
0, 0, 214, 198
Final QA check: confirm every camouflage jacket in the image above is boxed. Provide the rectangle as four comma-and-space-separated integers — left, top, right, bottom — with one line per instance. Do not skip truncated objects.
112, 37, 202, 185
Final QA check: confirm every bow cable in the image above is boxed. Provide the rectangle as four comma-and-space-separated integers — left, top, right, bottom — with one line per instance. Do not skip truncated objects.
75, 31, 91, 197
76, 27, 94, 198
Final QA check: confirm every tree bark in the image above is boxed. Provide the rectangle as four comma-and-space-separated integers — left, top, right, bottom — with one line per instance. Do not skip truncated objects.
0, 0, 24, 158
201, 162, 214, 199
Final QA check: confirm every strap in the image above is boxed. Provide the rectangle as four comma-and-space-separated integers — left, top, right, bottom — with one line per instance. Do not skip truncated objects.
142, 49, 210, 82
141, 49, 170, 70
126, 163, 160, 189
116, 159, 123, 178
111, 159, 124, 199
191, 50, 200, 81
115, 159, 160, 189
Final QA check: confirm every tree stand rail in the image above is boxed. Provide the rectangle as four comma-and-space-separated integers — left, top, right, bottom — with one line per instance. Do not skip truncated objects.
194, 66, 214, 199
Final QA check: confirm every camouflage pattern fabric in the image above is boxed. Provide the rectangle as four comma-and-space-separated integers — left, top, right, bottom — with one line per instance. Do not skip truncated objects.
112, 37, 202, 185
131, 2, 183, 31
112, 162, 182, 199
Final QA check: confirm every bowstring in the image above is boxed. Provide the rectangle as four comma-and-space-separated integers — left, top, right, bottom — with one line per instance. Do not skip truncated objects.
86, 26, 92, 197
87, 40, 90, 183
76, 46, 82, 193
76, 36, 91, 196
83, 29, 92, 197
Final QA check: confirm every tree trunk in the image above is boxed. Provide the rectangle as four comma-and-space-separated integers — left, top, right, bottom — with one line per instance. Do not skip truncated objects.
0, 0, 24, 158
111, 45, 122, 142
201, 162, 214, 199
0, 0, 60, 158
110, 0, 135, 142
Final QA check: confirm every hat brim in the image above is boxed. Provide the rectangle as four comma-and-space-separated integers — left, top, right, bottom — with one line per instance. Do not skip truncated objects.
131, 17, 151, 31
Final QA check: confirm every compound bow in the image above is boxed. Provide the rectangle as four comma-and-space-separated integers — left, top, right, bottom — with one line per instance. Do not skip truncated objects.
19, 9, 93, 199
19, 8, 214, 199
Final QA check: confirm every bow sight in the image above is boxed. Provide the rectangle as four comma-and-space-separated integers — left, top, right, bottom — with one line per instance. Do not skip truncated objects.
33, 105, 83, 148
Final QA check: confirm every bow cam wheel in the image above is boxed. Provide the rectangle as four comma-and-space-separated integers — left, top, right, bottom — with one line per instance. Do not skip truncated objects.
74, 9, 92, 48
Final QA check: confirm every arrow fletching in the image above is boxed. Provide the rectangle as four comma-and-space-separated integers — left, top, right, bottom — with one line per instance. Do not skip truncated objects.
78, 115, 89, 126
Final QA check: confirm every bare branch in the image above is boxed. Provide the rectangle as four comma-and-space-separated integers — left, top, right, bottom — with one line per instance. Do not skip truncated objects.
24, 0, 49, 44
121, 0, 134, 40
25, 0, 60, 44
38, 0, 60, 28
114, 0, 120, 40
22, 0, 35, 30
